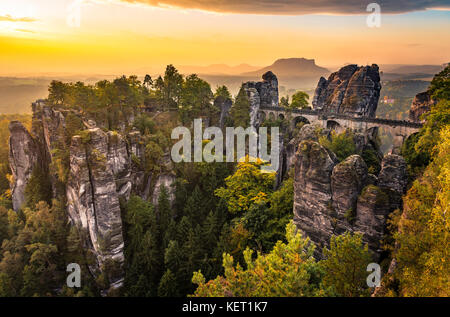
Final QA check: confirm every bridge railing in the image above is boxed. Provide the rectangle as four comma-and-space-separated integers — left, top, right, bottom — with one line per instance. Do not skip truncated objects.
259, 106, 423, 129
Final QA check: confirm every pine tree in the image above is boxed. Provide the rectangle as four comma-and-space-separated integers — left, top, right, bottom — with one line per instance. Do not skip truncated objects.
320, 232, 372, 297
230, 85, 250, 128
158, 269, 178, 297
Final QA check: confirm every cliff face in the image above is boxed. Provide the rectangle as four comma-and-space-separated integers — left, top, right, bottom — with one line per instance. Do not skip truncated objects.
66, 128, 126, 286
8, 121, 40, 211
293, 140, 337, 251
8, 102, 173, 291
215, 96, 233, 129
312, 64, 381, 117
409, 91, 436, 122
243, 71, 279, 128
293, 139, 407, 258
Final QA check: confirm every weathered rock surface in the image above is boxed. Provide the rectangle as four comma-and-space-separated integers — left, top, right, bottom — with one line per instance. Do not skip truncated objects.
285, 123, 327, 174
293, 140, 337, 252
152, 173, 176, 206
293, 139, 408, 257
409, 91, 436, 122
215, 96, 233, 129
312, 64, 381, 117
66, 128, 125, 285
378, 154, 407, 195
243, 71, 279, 128
8, 102, 158, 292
8, 121, 40, 211
354, 185, 391, 254
353, 155, 407, 256
331, 155, 368, 231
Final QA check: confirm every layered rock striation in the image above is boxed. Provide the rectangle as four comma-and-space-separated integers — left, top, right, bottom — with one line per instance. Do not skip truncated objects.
8, 102, 175, 291
243, 71, 279, 128
409, 91, 436, 122
8, 121, 41, 211
312, 64, 381, 117
293, 138, 407, 258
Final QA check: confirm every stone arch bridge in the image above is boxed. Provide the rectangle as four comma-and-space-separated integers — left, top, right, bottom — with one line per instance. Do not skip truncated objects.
260, 106, 423, 152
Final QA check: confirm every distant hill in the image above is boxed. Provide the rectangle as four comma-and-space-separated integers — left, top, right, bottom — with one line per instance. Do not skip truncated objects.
242, 58, 329, 78
381, 64, 445, 75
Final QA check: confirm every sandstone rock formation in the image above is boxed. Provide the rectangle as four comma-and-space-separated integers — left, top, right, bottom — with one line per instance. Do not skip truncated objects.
331, 155, 368, 232
312, 64, 381, 117
409, 91, 436, 122
66, 128, 125, 286
152, 173, 176, 206
215, 96, 233, 129
8, 121, 40, 211
293, 140, 337, 252
378, 154, 408, 195
8, 102, 159, 292
243, 71, 279, 128
353, 156, 406, 255
293, 138, 408, 258
285, 123, 327, 174
354, 185, 391, 254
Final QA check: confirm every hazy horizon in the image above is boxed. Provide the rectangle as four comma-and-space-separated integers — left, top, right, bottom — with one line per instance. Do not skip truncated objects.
1, 0, 449, 76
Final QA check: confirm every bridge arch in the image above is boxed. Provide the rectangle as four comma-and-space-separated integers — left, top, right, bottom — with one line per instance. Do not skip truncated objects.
268, 112, 275, 120
259, 111, 266, 122
401, 132, 421, 152
292, 116, 311, 129
278, 113, 285, 120
327, 120, 341, 131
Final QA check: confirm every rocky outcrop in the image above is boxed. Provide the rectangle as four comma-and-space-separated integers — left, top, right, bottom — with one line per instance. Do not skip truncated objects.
331, 155, 368, 231
409, 91, 436, 122
353, 155, 406, 254
152, 174, 176, 206
293, 140, 337, 252
215, 96, 233, 129
312, 64, 381, 117
243, 71, 279, 128
378, 154, 407, 195
293, 139, 408, 257
8, 102, 155, 291
66, 128, 125, 286
354, 185, 391, 254
107, 131, 132, 200
8, 121, 40, 211
285, 123, 327, 174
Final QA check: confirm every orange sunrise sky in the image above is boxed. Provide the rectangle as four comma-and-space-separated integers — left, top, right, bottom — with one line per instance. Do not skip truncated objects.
1, 0, 449, 76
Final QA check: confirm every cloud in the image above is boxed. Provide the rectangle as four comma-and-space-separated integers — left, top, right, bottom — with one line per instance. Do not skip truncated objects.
15, 29, 37, 34
115, 0, 450, 15
0, 14, 37, 22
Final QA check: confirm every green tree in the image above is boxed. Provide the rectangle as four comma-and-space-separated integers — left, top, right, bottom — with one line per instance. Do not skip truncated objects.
192, 222, 327, 297
215, 160, 275, 214
319, 130, 357, 162
155, 65, 184, 110
230, 85, 250, 128
289, 91, 309, 109
24, 165, 52, 209
179, 74, 214, 124
320, 232, 372, 297
280, 96, 289, 107
214, 85, 231, 99
158, 269, 178, 297
389, 126, 450, 296
144, 74, 153, 89
48, 81, 71, 105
